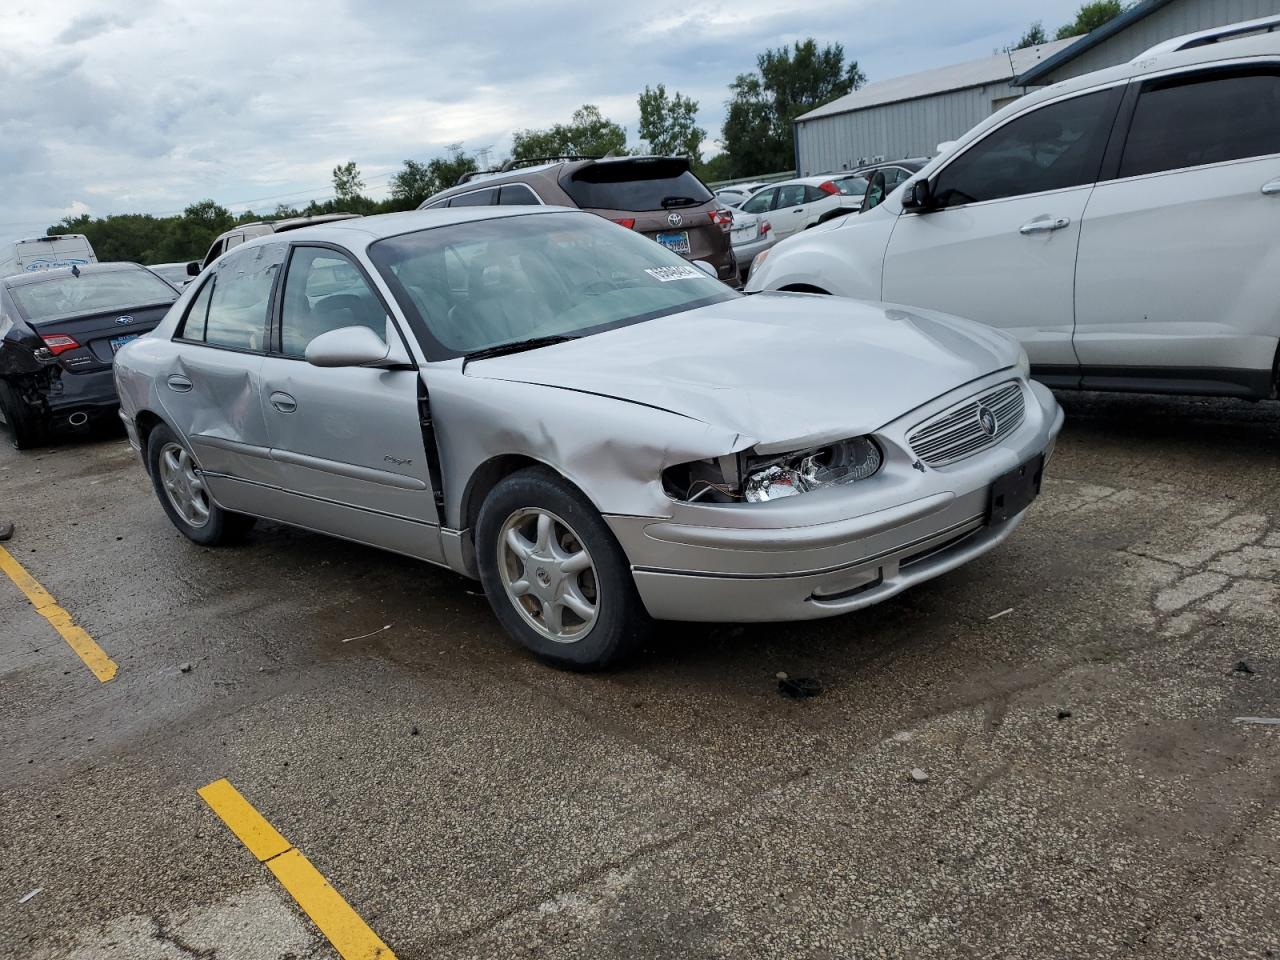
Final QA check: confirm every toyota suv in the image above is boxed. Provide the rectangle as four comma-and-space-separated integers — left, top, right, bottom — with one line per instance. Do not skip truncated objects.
418, 156, 738, 284
748, 14, 1280, 401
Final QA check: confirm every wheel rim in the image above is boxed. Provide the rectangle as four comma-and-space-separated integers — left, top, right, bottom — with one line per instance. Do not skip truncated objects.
497, 507, 599, 644
159, 441, 211, 529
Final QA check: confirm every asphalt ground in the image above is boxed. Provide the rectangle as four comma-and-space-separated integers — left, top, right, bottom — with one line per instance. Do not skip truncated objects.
1, 390, 1277, 959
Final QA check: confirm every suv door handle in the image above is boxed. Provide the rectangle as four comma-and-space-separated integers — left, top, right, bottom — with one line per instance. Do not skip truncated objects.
1262, 179, 1280, 196
1019, 216, 1070, 235
166, 375, 192, 392
269, 391, 297, 414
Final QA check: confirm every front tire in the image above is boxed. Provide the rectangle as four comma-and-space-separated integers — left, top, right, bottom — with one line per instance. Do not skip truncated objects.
146, 423, 255, 545
0, 379, 50, 450
476, 467, 651, 669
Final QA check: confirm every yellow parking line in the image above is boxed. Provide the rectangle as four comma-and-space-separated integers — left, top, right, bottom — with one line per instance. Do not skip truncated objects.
198, 779, 397, 960
0, 545, 117, 682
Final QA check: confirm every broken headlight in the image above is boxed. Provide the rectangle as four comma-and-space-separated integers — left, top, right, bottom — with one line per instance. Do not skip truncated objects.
743, 437, 882, 502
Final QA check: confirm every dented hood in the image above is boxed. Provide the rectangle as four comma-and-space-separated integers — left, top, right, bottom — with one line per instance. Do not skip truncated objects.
467, 292, 1019, 452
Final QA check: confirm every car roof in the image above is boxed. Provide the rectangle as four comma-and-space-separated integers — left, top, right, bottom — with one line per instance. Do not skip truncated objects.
2, 261, 147, 288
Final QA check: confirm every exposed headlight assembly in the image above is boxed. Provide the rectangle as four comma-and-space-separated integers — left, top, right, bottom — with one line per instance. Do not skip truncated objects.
663, 437, 883, 504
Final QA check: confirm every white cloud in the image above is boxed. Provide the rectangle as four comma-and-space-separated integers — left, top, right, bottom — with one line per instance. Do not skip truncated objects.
0, 0, 1083, 243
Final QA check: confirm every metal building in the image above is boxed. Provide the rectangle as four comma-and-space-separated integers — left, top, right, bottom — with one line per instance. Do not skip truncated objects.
795, 0, 1280, 177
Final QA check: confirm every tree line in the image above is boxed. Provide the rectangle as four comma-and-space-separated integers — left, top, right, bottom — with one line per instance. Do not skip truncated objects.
50, 2, 1120, 264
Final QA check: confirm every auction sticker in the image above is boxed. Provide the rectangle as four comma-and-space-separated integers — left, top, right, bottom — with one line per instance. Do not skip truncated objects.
644, 264, 703, 282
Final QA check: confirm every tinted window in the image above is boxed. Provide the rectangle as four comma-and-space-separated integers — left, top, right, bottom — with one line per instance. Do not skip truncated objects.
777, 184, 807, 208
933, 90, 1115, 207
803, 185, 826, 202
279, 248, 387, 358
562, 159, 713, 211
450, 188, 499, 207
739, 188, 775, 214
1120, 69, 1280, 178
183, 243, 283, 350
369, 211, 735, 360
11, 267, 177, 322
499, 183, 540, 205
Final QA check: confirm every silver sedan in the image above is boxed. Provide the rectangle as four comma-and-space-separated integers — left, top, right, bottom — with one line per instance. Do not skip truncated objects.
113, 207, 1063, 668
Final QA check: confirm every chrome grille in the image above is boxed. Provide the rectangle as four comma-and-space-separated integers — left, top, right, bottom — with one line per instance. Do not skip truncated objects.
908, 381, 1026, 467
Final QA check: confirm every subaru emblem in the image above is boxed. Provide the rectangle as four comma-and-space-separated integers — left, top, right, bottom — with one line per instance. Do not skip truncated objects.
115, 315, 135, 325
977, 405, 997, 437
667, 212, 683, 227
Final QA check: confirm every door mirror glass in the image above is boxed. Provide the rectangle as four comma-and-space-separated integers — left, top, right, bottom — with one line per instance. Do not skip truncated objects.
900, 178, 932, 212
186, 261, 200, 277
304, 325, 391, 368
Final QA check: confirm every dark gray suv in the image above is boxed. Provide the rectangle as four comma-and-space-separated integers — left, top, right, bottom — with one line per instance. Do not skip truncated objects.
418, 156, 738, 285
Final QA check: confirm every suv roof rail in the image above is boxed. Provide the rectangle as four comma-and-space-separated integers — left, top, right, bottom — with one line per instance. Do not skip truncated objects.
1134, 13, 1280, 59
455, 155, 603, 186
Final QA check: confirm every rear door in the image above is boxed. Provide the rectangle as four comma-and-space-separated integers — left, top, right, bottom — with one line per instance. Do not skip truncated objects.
768, 183, 812, 239
257, 243, 442, 562
159, 242, 283, 512
1073, 64, 1280, 392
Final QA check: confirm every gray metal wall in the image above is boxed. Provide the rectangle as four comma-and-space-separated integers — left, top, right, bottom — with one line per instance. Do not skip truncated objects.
1036, 0, 1280, 84
794, 81, 1027, 176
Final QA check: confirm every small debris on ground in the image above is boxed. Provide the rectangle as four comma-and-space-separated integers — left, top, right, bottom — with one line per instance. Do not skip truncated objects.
341, 623, 394, 643
909, 768, 929, 783
777, 676, 822, 699
410, 725, 420, 736
889, 730, 914, 744
1057, 709, 1072, 720
1233, 661, 1255, 675
988, 607, 1014, 621
178, 662, 192, 674
775, 671, 789, 681
18, 888, 41, 904
0, 520, 14, 542
1233, 717, 1280, 726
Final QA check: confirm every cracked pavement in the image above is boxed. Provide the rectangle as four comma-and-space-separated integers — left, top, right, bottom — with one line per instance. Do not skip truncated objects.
1, 390, 1278, 959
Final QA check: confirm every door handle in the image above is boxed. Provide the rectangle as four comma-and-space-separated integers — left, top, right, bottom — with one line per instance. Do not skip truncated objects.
166, 375, 192, 393
1262, 179, 1280, 196
269, 391, 297, 414
792, 207, 804, 212
1019, 216, 1070, 235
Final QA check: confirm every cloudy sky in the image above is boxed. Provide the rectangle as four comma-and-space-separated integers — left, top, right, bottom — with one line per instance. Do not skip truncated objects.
0, 0, 1082, 244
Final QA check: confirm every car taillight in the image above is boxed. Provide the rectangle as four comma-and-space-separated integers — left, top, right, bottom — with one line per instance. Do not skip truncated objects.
760, 220, 771, 235
818, 180, 840, 195
708, 209, 733, 231
40, 334, 80, 356
611, 218, 636, 230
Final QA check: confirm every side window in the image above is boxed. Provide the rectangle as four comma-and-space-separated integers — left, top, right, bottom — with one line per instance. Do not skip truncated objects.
422, 198, 449, 209
932, 89, 1116, 208
803, 185, 827, 202
1120, 68, 1280, 178
499, 183, 540, 205
740, 188, 775, 214
179, 243, 282, 350
279, 247, 387, 358
223, 233, 244, 251
450, 188, 499, 207
201, 239, 225, 268
777, 184, 807, 207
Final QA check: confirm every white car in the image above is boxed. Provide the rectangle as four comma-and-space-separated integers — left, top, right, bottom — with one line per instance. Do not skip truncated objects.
748, 14, 1280, 401
736, 176, 864, 241
715, 182, 771, 207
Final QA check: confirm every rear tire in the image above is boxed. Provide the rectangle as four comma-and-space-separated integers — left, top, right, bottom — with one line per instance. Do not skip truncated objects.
0, 379, 50, 450
476, 467, 652, 669
146, 423, 255, 546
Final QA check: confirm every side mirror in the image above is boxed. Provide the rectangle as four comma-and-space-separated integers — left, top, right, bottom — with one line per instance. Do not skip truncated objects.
186, 261, 200, 277
305, 325, 393, 368
691, 260, 718, 279
901, 179, 934, 212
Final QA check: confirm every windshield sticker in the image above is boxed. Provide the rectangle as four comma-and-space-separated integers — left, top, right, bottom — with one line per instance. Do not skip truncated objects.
644, 264, 703, 282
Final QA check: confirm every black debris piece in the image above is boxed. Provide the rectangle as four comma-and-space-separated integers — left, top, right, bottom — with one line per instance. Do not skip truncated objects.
1057, 710, 1072, 720
1233, 661, 1255, 675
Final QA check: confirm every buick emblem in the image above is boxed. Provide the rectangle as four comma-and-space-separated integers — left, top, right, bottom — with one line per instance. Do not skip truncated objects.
667, 212, 683, 227
977, 405, 997, 437
114, 315, 135, 325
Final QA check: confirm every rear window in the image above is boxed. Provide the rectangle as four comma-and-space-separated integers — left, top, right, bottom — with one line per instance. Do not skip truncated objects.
562, 159, 713, 212
10, 268, 177, 323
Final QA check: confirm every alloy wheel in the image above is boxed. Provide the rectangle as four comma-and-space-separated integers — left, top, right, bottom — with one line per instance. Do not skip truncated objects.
497, 507, 599, 643
159, 441, 211, 529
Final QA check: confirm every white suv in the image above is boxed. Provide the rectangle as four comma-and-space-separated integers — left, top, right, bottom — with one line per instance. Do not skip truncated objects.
747, 15, 1280, 401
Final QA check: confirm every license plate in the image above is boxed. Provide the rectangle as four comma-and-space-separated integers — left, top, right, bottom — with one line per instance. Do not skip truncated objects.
989, 453, 1045, 522
731, 227, 755, 242
655, 231, 691, 254
109, 334, 139, 354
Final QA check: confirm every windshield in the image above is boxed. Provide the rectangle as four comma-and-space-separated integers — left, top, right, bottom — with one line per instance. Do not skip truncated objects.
368, 212, 737, 359
834, 176, 869, 197
11, 268, 177, 322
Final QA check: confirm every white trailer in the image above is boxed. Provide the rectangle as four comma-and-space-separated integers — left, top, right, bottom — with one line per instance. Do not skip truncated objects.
0, 235, 98, 278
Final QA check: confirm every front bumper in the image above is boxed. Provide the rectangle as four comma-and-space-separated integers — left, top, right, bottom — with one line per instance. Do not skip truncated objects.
731, 236, 777, 277
606, 375, 1064, 623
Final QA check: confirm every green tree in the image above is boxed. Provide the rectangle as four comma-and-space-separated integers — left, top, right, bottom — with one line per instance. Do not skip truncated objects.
637, 84, 705, 161
1056, 0, 1123, 39
331, 161, 365, 203
511, 105, 628, 161
1014, 20, 1049, 48
721, 39, 866, 178
386, 147, 479, 210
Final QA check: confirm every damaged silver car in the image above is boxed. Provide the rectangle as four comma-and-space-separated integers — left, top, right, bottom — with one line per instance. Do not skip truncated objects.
113, 207, 1063, 668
